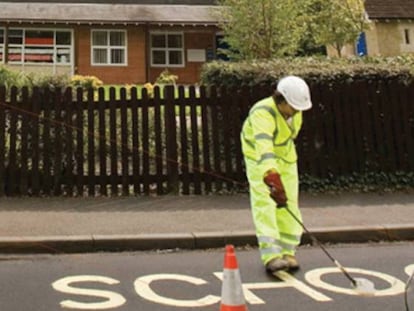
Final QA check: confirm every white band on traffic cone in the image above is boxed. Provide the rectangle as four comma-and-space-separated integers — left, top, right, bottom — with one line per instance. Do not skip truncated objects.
220, 245, 247, 311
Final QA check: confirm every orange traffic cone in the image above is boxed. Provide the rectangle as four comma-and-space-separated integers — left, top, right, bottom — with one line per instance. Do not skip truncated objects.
220, 245, 247, 311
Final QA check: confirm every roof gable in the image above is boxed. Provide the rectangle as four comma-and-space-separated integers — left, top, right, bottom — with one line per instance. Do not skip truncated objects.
365, 0, 414, 19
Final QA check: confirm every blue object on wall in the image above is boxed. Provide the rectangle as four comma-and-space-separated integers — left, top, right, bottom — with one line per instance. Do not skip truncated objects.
356, 32, 367, 56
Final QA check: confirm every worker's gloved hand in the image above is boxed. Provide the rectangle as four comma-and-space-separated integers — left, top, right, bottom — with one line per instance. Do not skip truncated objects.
263, 169, 287, 207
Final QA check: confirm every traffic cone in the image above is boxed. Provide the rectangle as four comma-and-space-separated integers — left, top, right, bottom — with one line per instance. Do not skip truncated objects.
220, 244, 247, 311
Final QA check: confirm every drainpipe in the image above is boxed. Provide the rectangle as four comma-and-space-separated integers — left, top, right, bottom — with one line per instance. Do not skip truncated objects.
4, 25, 8, 65
145, 22, 150, 83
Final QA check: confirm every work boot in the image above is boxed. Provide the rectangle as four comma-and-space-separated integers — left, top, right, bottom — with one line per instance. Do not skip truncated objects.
265, 257, 289, 272
283, 255, 300, 271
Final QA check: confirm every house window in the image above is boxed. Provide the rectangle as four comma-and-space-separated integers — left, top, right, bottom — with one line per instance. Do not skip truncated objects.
150, 32, 184, 67
7, 28, 72, 64
91, 30, 127, 65
404, 29, 411, 45
0, 28, 4, 63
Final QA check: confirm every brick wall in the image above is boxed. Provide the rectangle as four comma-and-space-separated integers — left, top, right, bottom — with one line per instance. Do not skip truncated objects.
75, 25, 147, 84
1, 23, 218, 85
148, 28, 217, 84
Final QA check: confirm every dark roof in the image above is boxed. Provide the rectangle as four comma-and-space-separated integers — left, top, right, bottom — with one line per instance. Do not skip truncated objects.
0, 0, 217, 3
3, 1, 414, 24
365, 0, 414, 19
0, 2, 220, 25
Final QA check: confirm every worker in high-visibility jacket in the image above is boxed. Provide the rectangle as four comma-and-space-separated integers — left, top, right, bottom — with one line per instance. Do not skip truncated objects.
241, 76, 312, 272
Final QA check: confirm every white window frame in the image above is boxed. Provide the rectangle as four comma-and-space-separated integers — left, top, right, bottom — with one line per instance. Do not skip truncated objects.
150, 31, 185, 68
7, 28, 73, 66
91, 29, 127, 66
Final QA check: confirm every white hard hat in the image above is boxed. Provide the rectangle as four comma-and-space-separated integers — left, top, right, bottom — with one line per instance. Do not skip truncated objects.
277, 76, 312, 111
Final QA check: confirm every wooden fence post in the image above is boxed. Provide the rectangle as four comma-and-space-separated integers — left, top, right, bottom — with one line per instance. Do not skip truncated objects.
8, 87, 18, 195
0, 86, 5, 196
53, 88, 63, 196
20, 87, 30, 195
164, 85, 179, 194
63, 88, 74, 196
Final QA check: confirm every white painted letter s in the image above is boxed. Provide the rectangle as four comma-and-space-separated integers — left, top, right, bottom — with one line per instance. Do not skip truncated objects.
52, 275, 126, 310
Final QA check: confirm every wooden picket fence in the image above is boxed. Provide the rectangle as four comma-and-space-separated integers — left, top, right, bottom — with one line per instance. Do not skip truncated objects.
0, 80, 413, 197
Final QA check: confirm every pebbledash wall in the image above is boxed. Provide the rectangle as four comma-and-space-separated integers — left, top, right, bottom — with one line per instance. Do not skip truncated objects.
0, 23, 218, 84
326, 21, 414, 57
370, 21, 414, 55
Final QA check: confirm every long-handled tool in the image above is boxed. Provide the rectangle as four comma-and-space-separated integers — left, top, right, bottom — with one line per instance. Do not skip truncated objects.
405, 270, 414, 311
277, 203, 376, 296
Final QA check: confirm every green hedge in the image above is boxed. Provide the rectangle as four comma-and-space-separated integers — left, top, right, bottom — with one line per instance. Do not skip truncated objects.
0, 66, 106, 91
200, 56, 414, 87
0, 65, 71, 90
200, 56, 414, 194
300, 172, 414, 194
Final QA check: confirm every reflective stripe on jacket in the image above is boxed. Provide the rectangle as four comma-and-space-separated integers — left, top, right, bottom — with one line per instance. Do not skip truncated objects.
241, 96, 302, 175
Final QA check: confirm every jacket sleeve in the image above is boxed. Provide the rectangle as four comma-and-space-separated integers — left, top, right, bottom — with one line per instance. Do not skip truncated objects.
249, 108, 279, 176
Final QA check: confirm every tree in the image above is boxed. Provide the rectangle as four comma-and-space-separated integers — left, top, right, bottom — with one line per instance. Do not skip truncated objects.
215, 0, 305, 60
214, 0, 369, 59
307, 0, 369, 57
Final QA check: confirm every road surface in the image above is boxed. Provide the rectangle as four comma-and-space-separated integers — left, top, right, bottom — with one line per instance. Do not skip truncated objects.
0, 241, 413, 310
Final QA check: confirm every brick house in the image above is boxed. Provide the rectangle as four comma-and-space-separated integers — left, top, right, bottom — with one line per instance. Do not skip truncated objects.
0, 0, 220, 84
5, 0, 411, 83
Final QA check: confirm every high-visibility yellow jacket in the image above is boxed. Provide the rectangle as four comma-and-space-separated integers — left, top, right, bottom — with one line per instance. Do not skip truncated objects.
241, 96, 302, 176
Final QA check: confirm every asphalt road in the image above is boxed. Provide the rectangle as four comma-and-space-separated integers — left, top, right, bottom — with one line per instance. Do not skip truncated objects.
0, 241, 413, 311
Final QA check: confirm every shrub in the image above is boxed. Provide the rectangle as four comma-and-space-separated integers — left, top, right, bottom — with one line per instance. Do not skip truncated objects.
70, 75, 103, 90
0, 66, 27, 88
155, 69, 178, 85
26, 72, 70, 90
143, 82, 155, 97
0, 66, 71, 91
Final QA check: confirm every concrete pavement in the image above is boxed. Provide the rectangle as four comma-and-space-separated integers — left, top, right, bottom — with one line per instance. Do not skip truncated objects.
0, 192, 413, 253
